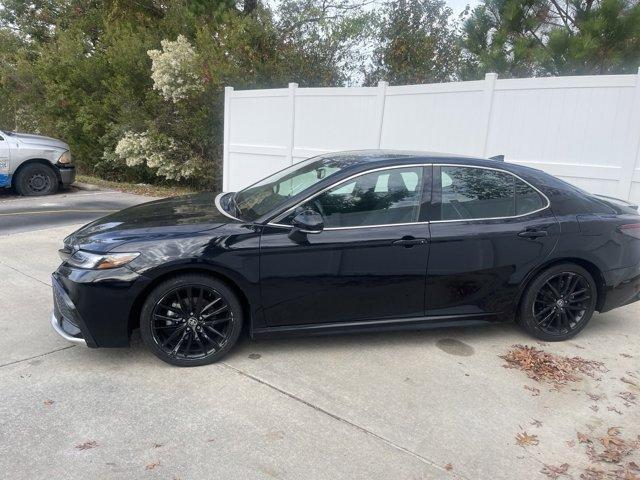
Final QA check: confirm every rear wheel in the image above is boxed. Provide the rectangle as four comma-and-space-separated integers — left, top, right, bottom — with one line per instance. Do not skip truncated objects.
140, 274, 243, 366
518, 263, 597, 341
15, 163, 59, 196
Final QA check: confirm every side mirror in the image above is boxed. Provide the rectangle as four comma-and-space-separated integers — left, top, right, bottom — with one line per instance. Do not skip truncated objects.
289, 210, 324, 239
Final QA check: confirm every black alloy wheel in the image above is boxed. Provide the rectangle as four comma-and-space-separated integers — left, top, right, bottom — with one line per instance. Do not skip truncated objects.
15, 163, 59, 196
140, 274, 243, 366
519, 264, 597, 341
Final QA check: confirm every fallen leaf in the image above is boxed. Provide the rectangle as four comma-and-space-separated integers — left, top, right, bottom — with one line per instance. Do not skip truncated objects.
587, 393, 603, 401
43, 399, 54, 406
75, 440, 98, 450
621, 377, 639, 388
607, 406, 623, 415
566, 440, 576, 447
444, 463, 453, 471
541, 463, 570, 478
524, 385, 541, 396
145, 462, 160, 470
599, 448, 622, 463
620, 353, 633, 358
578, 432, 592, 443
516, 431, 539, 447
531, 419, 543, 428
608, 427, 622, 436
152, 443, 163, 448
618, 392, 637, 404
580, 466, 606, 480
590, 405, 600, 412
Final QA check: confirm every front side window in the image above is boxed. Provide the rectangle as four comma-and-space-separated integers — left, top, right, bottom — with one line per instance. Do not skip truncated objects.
281, 166, 424, 228
436, 166, 545, 221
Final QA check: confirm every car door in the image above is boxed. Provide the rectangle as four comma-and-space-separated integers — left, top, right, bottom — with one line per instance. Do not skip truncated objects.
259, 165, 431, 327
0, 132, 10, 187
425, 164, 559, 318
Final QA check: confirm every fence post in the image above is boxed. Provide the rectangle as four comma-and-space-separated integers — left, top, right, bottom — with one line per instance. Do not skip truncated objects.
287, 82, 298, 165
222, 86, 233, 191
479, 73, 498, 157
376, 81, 388, 148
619, 67, 640, 201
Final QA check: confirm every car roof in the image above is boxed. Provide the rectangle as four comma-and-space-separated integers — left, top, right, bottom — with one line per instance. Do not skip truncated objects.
319, 149, 537, 174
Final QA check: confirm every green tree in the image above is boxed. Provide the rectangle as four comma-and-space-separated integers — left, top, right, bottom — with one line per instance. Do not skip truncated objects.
461, 0, 640, 78
366, 0, 462, 85
0, 0, 377, 187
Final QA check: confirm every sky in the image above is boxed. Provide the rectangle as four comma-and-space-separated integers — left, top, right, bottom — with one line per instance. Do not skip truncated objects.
448, 0, 481, 15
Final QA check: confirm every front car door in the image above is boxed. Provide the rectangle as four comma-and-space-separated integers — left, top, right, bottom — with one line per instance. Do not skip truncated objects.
426, 164, 559, 319
0, 132, 10, 188
259, 164, 431, 328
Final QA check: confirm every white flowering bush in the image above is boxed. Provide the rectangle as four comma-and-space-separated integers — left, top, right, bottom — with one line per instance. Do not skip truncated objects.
114, 130, 203, 181
147, 35, 203, 103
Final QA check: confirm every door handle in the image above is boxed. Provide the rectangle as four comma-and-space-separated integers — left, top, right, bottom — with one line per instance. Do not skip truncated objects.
518, 228, 548, 239
392, 236, 427, 247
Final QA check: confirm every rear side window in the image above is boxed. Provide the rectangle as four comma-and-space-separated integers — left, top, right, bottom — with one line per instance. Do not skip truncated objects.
516, 180, 545, 215
435, 166, 546, 221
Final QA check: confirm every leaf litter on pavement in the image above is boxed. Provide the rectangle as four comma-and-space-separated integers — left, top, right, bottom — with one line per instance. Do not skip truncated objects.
501, 345, 607, 387
500, 345, 639, 479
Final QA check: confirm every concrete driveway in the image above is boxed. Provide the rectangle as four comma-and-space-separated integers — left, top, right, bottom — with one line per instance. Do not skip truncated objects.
0, 189, 638, 479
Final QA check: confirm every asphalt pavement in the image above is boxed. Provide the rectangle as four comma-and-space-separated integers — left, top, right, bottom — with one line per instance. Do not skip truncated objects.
0, 186, 638, 480
0, 185, 153, 235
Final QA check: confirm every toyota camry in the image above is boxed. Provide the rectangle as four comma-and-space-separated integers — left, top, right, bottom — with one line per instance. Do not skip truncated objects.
52, 151, 640, 366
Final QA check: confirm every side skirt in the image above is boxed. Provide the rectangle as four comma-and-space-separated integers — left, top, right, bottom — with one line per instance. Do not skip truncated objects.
251, 313, 501, 339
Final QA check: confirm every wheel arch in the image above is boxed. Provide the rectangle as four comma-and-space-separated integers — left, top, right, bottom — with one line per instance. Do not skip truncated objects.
128, 266, 254, 340
517, 257, 606, 315
11, 158, 61, 187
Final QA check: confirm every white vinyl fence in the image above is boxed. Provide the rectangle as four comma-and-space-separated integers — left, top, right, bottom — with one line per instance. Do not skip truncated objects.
223, 69, 640, 204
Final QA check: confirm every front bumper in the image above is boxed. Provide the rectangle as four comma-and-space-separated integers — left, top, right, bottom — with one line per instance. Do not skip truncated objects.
51, 273, 95, 346
52, 265, 150, 348
51, 313, 86, 345
57, 165, 76, 186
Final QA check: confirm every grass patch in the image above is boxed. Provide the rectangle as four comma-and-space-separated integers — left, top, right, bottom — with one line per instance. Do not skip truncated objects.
76, 175, 199, 198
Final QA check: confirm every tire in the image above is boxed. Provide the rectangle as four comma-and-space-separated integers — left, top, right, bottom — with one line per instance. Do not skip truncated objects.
140, 274, 243, 367
14, 163, 59, 196
518, 263, 597, 342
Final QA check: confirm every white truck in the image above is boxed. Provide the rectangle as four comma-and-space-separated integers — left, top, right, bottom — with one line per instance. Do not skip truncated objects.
0, 129, 75, 196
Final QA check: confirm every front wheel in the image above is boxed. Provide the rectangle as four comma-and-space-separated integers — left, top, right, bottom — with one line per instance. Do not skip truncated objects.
140, 274, 243, 366
518, 264, 597, 341
14, 163, 59, 196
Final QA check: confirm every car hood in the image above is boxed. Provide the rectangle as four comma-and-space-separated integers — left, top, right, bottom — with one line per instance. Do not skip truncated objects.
13, 132, 69, 150
65, 192, 239, 253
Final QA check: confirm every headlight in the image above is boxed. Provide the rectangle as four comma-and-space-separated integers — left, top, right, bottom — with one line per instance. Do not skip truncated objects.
66, 250, 140, 270
57, 151, 73, 165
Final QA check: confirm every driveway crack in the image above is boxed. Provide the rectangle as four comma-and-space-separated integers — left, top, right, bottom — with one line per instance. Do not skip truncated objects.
0, 345, 76, 369
0, 259, 51, 287
222, 362, 470, 480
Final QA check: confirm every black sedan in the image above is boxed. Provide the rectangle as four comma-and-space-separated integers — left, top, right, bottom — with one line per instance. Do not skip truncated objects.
52, 151, 640, 366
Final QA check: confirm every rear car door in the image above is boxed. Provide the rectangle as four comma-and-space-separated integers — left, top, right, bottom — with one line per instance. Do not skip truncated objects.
259, 165, 431, 327
425, 165, 559, 318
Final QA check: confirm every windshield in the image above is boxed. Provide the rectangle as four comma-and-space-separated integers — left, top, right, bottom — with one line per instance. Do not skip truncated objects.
233, 155, 353, 221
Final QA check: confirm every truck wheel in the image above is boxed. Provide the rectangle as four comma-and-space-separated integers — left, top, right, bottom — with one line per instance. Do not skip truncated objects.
15, 163, 59, 196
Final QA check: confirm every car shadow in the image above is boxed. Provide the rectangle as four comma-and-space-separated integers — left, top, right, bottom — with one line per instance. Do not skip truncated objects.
69, 311, 627, 368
